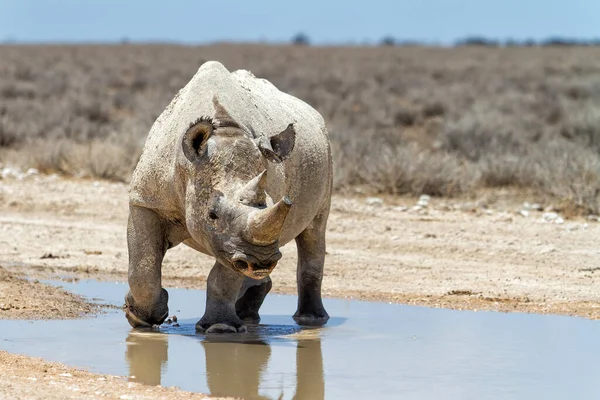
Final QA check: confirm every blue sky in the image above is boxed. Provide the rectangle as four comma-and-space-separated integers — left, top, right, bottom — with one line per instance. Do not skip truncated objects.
1, 0, 599, 45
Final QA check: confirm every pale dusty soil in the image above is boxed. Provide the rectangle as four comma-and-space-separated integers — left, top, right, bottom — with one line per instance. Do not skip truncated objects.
2, 173, 600, 398
2, 174, 600, 317
0, 351, 228, 400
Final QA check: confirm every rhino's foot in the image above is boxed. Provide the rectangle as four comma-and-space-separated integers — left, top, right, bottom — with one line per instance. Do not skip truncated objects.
196, 318, 247, 334
293, 309, 330, 327
124, 288, 169, 328
236, 309, 260, 324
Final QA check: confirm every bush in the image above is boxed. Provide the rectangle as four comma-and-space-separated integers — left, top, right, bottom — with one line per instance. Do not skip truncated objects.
291, 33, 310, 46
380, 36, 396, 46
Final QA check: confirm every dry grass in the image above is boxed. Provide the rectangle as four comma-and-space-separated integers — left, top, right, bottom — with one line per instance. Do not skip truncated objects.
1, 44, 600, 212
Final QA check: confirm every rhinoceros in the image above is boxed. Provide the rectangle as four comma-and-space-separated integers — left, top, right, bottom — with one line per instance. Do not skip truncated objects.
124, 61, 332, 333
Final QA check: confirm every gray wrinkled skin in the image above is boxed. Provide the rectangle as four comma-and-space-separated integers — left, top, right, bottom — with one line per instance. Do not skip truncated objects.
124, 61, 332, 333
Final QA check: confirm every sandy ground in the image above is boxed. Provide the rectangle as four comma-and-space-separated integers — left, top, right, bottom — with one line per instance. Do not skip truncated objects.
0, 351, 226, 399
2, 173, 600, 398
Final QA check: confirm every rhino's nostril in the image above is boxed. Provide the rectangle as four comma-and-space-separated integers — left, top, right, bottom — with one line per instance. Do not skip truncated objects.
234, 260, 249, 270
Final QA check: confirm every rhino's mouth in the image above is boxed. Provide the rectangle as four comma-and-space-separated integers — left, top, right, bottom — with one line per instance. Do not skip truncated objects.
218, 249, 281, 280
233, 259, 278, 279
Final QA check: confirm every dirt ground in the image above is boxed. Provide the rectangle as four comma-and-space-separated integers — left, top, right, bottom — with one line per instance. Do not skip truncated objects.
2, 173, 600, 398
0, 351, 226, 399
0, 265, 102, 320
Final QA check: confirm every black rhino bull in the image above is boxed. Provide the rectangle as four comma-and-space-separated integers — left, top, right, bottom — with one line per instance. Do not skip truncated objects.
124, 61, 332, 333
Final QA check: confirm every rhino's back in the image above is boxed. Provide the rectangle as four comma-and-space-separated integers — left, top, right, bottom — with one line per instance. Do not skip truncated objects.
130, 61, 331, 243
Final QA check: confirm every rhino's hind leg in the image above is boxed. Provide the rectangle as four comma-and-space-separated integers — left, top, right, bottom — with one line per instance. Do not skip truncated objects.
124, 205, 169, 328
197, 262, 247, 333
293, 203, 330, 326
235, 276, 272, 324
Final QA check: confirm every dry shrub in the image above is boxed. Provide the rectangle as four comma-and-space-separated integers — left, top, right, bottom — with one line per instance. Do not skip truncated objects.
559, 103, 600, 152
332, 127, 477, 196
30, 135, 141, 182
527, 142, 600, 214
359, 143, 476, 196
0, 120, 19, 148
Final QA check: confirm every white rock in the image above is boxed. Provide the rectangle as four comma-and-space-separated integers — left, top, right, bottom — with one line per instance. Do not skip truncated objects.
417, 194, 430, 207
393, 206, 408, 212
366, 197, 383, 206
26, 168, 39, 175
587, 215, 599, 222
518, 210, 530, 217
1, 167, 17, 179
542, 212, 559, 222
522, 202, 542, 211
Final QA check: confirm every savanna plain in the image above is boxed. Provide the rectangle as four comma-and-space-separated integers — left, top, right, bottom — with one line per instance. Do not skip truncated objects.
2, 44, 600, 398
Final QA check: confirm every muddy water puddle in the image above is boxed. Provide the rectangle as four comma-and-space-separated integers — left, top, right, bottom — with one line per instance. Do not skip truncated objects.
2, 280, 600, 399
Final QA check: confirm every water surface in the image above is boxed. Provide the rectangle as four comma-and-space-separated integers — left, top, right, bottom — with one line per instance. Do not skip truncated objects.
1, 280, 599, 399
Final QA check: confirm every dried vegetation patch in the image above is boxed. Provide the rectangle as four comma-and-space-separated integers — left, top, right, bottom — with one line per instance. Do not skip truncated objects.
2, 44, 600, 212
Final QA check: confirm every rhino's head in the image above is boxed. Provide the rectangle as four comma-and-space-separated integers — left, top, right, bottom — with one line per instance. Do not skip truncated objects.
180, 100, 295, 280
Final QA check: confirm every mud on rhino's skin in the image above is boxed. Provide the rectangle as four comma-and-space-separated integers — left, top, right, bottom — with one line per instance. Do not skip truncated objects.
125, 60, 333, 333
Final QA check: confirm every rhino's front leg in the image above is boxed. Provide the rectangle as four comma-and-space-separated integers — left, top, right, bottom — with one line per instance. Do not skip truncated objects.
197, 261, 247, 333
293, 206, 330, 326
124, 205, 169, 328
236, 276, 272, 323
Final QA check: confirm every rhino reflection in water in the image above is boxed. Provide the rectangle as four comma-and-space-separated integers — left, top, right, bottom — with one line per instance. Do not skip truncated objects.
124, 332, 325, 400
203, 337, 325, 400
123, 61, 333, 333
125, 333, 168, 386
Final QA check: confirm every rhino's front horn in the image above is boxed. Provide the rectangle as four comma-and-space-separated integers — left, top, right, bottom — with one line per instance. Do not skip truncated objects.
245, 196, 292, 245
239, 170, 268, 206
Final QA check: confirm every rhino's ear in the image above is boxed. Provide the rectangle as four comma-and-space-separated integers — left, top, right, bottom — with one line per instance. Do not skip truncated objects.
257, 123, 296, 163
182, 117, 214, 161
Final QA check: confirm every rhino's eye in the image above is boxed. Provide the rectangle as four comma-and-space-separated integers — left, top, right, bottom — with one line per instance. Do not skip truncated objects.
208, 211, 218, 220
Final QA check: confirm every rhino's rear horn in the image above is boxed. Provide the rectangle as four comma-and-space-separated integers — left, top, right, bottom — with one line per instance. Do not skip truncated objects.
245, 197, 292, 245
239, 170, 268, 206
